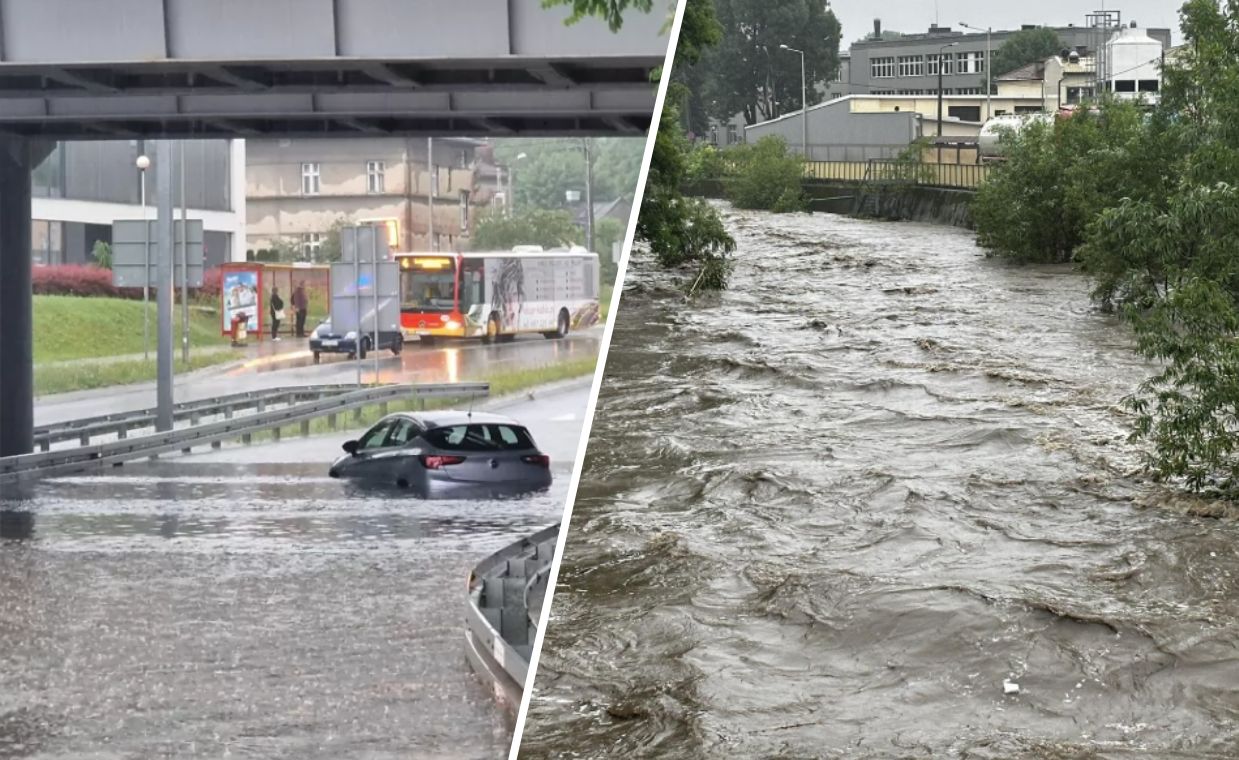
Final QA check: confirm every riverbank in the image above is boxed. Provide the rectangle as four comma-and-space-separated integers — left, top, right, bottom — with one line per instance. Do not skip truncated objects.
685, 177, 976, 228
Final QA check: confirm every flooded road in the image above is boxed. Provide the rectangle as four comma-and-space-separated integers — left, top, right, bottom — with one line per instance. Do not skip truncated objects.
1, 383, 589, 759
520, 207, 1239, 758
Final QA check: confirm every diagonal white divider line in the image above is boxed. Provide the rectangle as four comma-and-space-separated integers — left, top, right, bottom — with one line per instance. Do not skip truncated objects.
506, 2, 690, 756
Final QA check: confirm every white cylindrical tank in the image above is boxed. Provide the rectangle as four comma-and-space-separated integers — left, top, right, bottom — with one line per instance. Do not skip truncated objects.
978, 113, 1054, 159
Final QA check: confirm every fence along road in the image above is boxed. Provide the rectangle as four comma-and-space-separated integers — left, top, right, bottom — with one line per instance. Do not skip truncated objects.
0, 382, 489, 483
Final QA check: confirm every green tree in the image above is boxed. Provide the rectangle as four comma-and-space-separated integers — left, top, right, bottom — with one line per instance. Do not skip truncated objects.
542, 0, 656, 32
972, 102, 1171, 265
700, 0, 842, 126
990, 27, 1064, 78
492, 138, 644, 214
92, 240, 112, 270
1074, 0, 1239, 494
471, 209, 583, 250
725, 136, 805, 211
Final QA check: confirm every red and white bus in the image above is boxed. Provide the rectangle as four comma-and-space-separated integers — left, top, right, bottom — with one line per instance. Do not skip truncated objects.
396, 247, 602, 343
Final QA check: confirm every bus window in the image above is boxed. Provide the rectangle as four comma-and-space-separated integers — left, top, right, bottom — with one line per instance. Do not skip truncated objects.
401, 258, 457, 314
459, 259, 485, 314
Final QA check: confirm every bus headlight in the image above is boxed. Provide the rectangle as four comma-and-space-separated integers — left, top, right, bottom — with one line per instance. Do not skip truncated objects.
445, 320, 460, 330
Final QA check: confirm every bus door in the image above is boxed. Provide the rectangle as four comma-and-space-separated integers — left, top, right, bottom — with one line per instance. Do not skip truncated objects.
459, 258, 486, 330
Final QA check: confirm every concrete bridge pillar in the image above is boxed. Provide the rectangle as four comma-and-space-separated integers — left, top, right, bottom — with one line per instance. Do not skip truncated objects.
0, 138, 54, 458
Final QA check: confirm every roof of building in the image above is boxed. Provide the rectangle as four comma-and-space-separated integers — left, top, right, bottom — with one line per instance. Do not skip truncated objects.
997, 61, 1048, 81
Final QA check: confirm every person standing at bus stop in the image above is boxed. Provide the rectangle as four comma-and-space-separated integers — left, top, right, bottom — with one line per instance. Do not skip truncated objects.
269, 285, 285, 341
292, 280, 309, 338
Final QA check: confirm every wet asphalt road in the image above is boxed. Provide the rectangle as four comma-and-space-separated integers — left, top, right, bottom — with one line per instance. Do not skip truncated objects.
35, 331, 601, 427
518, 207, 1239, 759
1, 381, 590, 760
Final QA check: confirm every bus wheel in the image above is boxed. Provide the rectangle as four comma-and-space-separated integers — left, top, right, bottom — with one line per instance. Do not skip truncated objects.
484, 315, 500, 345
358, 337, 369, 360
555, 309, 570, 339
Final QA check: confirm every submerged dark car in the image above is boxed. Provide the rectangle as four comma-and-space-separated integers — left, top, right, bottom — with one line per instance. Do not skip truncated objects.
328, 411, 552, 495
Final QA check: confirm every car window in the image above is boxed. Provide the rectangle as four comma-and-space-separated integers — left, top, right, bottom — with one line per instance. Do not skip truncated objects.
358, 420, 393, 450
496, 425, 535, 448
424, 423, 535, 451
384, 419, 419, 447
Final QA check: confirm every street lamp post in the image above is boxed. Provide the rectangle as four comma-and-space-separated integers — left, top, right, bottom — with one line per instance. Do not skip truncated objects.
937, 42, 960, 149
779, 44, 808, 159
136, 153, 151, 360
506, 152, 527, 218
582, 138, 595, 253
960, 22, 993, 122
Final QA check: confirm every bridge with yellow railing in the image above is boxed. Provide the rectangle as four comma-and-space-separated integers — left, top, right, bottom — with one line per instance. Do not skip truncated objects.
802, 160, 993, 190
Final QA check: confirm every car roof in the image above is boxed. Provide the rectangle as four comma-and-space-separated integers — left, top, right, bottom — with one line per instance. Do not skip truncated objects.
380, 410, 525, 428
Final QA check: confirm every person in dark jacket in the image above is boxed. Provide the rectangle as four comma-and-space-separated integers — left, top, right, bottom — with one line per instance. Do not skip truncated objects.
269, 286, 285, 341
292, 281, 310, 338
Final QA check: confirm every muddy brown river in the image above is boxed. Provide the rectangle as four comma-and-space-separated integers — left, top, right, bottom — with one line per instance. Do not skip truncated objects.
518, 206, 1239, 758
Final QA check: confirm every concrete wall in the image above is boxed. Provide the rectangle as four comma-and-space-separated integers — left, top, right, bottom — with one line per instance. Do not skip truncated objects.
745, 99, 919, 161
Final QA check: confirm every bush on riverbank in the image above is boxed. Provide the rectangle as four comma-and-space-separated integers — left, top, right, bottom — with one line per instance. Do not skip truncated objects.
1080, 0, 1239, 495
725, 136, 806, 212
972, 101, 1169, 265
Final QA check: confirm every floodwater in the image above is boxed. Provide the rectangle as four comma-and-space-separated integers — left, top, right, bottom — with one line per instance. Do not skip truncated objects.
519, 206, 1239, 758
0, 462, 566, 759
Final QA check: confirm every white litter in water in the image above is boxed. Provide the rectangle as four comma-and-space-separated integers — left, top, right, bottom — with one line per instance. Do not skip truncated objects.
1003, 679, 1021, 695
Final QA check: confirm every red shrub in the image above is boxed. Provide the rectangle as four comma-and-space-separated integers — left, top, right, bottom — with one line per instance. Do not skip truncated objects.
31, 265, 119, 298
199, 267, 223, 298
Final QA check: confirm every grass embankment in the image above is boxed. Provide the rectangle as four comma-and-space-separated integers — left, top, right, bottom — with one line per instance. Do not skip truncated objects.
246, 354, 600, 444
33, 296, 236, 396
34, 296, 227, 363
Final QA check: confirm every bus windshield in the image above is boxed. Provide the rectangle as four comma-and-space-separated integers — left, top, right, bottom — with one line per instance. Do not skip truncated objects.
401, 259, 457, 313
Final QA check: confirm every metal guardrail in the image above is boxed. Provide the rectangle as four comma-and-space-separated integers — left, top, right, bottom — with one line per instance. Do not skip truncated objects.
33, 385, 364, 451
0, 381, 489, 483
803, 159, 992, 189
464, 524, 560, 719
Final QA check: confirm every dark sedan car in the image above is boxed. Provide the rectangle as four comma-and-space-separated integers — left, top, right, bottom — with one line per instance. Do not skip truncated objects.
329, 410, 552, 496
309, 319, 404, 363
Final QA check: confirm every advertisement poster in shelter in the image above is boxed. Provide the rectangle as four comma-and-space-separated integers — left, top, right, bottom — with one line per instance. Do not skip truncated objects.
222, 270, 260, 332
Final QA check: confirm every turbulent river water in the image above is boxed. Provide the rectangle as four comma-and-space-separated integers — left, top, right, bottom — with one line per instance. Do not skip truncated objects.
519, 206, 1239, 759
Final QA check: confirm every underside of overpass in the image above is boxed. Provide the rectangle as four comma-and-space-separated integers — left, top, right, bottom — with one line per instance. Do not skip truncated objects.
0, 0, 667, 456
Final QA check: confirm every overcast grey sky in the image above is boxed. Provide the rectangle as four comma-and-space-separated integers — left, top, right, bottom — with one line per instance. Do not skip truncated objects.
828, 0, 1183, 49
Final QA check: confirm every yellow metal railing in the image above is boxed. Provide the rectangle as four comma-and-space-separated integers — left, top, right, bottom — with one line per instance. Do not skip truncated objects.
801, 160, 992, 190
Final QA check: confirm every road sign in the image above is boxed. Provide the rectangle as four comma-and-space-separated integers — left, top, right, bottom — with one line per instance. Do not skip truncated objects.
110, 219, 204, 288
339, 225, 389, 264
329, 261, 401, 334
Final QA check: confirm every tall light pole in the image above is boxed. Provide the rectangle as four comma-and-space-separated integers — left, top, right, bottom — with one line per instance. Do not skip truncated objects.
959, 22, 993, 122
426, 137, 435, 251
779, 44, 808, 159
136, 153, 151, 360
937, 42, 960, 142
506, 152, 527, 218
582, 139, 595, 253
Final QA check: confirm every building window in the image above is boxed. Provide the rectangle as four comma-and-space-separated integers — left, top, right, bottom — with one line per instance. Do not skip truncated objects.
898, 55, 925, 77
928, 54, 955, 76
957, 51, 985, 74
458, 151, 469, 169
955, 87, 982, 95
1138, 80, 1160, 92
301, 162, 320, 195
366, 161, 385, 194
301, 233, 323, 260
948, 105, 982, 122
459, 190, 470, 230
727, 124, 738, 144
1115, 80, 1137, 93
872, 57, 896, 78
